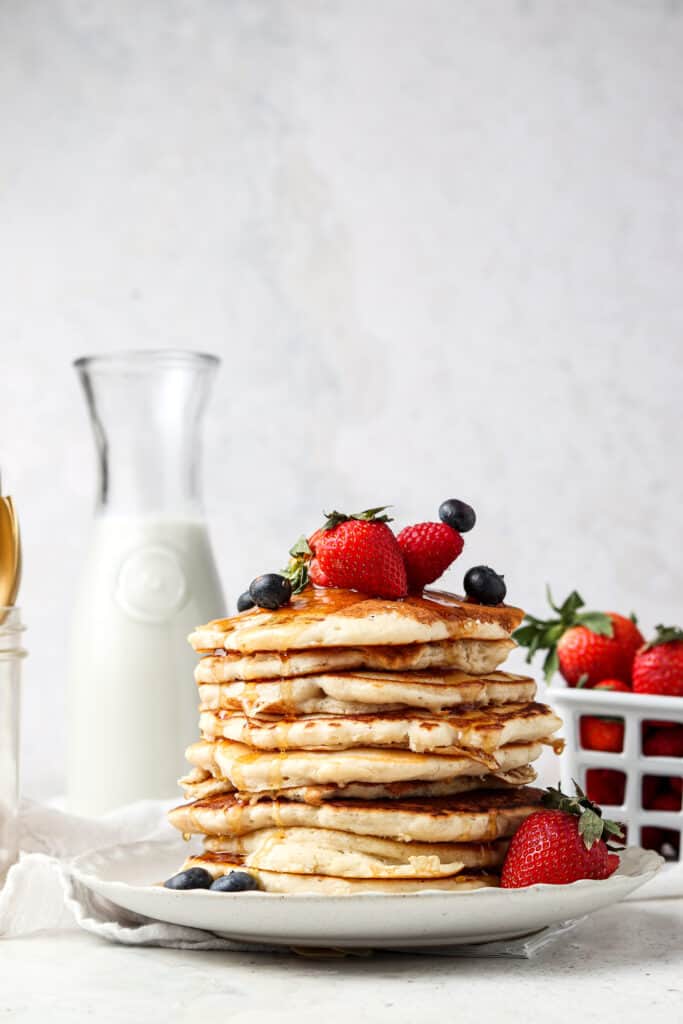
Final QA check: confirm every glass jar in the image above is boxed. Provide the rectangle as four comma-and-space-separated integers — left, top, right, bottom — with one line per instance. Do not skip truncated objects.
67, 351, 225, 816
0, 607, 26, 880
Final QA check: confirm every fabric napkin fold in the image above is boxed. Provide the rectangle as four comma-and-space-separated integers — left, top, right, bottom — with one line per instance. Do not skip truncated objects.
0, 799, 579, 957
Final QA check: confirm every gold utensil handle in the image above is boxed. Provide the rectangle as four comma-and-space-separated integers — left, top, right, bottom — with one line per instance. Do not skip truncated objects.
0, 496, 21, 609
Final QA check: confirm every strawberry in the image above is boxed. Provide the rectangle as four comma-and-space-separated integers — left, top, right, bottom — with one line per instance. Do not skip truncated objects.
642, 775, 663, 808
642, 724, 683, 758
652, 790, 682, 812
633, 626, 683, 697
641, 826, 664, 852
306, 507, 408, 599
591, 679, 632, 693
500, 783, 623, 887
513, 590, 643, 685
396, 521, 464, 591
585, 769, 625, 806
580, 715, 624, 753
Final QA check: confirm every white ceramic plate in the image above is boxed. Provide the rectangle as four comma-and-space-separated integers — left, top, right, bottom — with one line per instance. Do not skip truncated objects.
69, 839, 662, 948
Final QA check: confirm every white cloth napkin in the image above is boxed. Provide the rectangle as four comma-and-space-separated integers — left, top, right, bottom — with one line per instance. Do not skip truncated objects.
0, 799, 580, 957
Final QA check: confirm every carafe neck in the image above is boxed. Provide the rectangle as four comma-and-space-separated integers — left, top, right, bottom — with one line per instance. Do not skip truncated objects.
75, 351, 219, 519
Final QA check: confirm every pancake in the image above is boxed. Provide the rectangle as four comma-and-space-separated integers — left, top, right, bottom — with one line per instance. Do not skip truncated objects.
182, 852, 499, 893
194, 638, 516, 681
179, 764, 538, 802
170, 786, 544, 843
198, 703, 561, 755
188, 587, 525, 653
193, 827, 507, 878
184, 738, 544, 791
197, 670, 536, 715
202, 827, 507, 868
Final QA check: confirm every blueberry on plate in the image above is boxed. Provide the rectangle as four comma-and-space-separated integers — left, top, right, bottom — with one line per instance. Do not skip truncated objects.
464, 565, 506, 605
439, 498, 476, 533
248, 573, 292, 610
210, 871, 260, 892
237, 590, 255, 612
163, 867, 213, 890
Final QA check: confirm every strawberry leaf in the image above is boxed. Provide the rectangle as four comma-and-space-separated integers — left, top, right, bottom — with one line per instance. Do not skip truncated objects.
321, 506, 393, 531
578, 808, 604, 849
542, 782, 624, 850
542, 647, 560, 683
576, 611, 614, 637
557, 589, 585, 618
289, 535, 312, 558
644, 624, 683, 650
282, 535, 313, 593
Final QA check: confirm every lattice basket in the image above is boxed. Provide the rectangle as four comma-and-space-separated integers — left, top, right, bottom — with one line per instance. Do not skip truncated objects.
551, 686, 683, 898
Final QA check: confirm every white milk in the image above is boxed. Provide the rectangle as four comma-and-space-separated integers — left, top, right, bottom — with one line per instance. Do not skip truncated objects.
67, 516, 225, 816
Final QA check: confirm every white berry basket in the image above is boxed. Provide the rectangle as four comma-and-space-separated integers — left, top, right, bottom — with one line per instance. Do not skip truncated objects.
551, 686, 683, 899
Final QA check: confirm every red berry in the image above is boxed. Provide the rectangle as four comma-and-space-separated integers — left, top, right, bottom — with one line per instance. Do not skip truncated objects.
652, 790, 682, 812
642, 725, 683, 758
633, 629, 683, 697
308, 515, 407, 599
585, 769, 625, 806
580, 716, 624, 753
609, 614, 645, 674
501, 810, 617, 888
592, 679, 632, 693
641, 826, 664, 851
513, 592, 643, 686
396, 522, 464, 591
642, 775, 664, 808
558, 614, 643, 687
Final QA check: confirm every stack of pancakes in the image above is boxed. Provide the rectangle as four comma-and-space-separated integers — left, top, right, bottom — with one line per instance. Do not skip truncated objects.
169, 588, 563, 894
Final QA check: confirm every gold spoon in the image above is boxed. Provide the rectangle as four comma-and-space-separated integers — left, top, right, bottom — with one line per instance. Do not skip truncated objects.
0, 486, 21, 609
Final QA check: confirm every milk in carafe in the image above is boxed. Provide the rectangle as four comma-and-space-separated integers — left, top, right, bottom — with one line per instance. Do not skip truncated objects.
67, 352, 225, 815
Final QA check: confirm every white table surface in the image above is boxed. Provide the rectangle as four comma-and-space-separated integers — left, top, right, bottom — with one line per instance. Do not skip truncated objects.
1, 899, 682, 1023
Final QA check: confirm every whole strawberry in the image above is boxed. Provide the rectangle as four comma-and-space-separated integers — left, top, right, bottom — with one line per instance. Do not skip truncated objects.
642, 723, 683, 758
585, 769, 625, 807
633, 626, 683, 697
501, 784, 623, 888
307, 507, 408, 599
396, 522, 464, 591
580, 715, 624, 753
591, 679, 632, 693
513, 589, 643, 685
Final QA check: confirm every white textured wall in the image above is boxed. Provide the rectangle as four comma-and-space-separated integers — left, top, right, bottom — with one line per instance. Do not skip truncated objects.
1, 1, 682, 797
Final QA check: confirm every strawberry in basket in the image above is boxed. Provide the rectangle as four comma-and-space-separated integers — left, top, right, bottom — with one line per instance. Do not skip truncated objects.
633, 626, 683, 698
513, 590, 643, 686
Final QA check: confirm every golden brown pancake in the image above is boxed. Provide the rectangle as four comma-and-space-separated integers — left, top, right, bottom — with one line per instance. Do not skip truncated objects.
183, 738, 544, 792
169, 785, 544, 843
198, 703, 561, 755
188, 587, 525, 653
196, 669, 537, 715
179, 764, 538, 802
182, 851, 500, 893
195, 827, 511, 878
194, 638, 516, 681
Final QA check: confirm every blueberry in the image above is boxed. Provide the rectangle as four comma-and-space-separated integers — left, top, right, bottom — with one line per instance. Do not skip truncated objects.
248, 573, 292, 610
237, 590, 255, 612
163, 867, 213, 890
210, 871, 260, 892
439, 498, 476, 533
464, 566, 507, 605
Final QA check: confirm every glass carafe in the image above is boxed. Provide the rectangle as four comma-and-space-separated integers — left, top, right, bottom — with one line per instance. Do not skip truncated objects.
67, 351, 225, 816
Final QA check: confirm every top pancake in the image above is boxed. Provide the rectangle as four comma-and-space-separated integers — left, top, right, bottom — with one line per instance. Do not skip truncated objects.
189, 587, 525, 653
